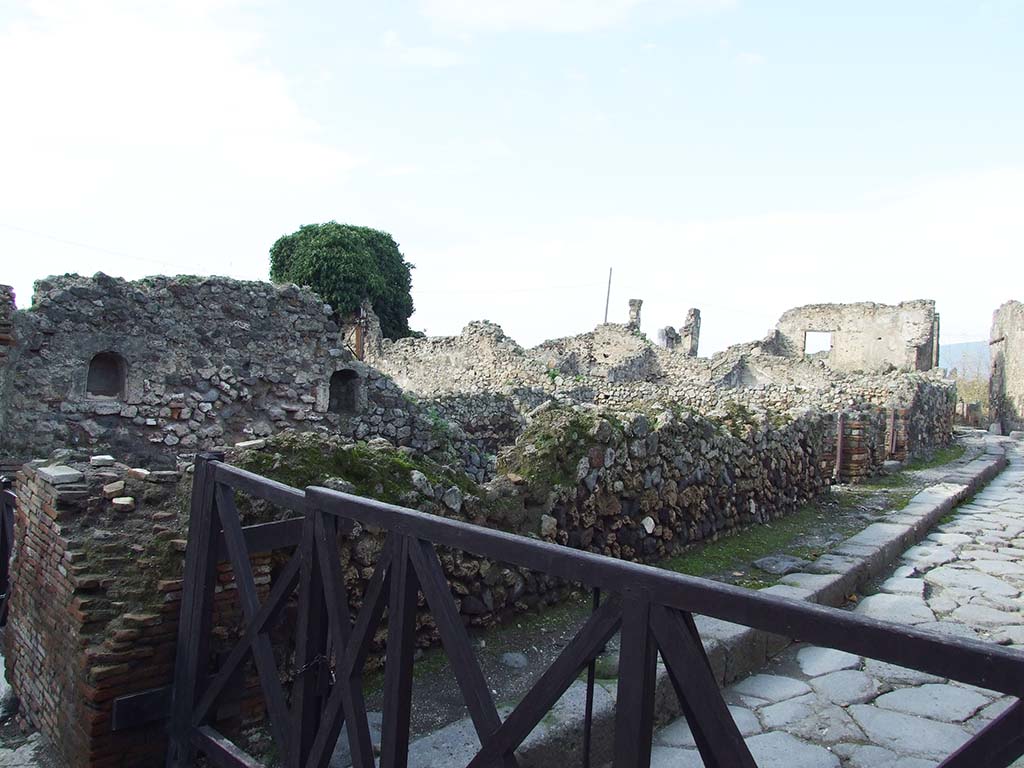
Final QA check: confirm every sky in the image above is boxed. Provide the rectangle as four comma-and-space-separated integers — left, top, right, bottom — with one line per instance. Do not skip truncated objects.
1, 0, 1022, 355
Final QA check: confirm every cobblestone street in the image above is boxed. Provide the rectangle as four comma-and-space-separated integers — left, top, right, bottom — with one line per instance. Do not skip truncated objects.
651, 438, 1024, 767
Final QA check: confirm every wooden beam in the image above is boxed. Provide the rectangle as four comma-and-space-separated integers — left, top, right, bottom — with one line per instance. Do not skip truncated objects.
467, 598, 621, 768
192, 726, 265, 768
613, 595, 657, 768
379, 536, 418, 768
650, 606, 756, 768
305, 486, 1024, 697
166, 452, 223, 768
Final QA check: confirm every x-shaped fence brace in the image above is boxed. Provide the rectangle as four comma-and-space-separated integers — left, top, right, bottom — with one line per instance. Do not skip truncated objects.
164, 455, 1024, 768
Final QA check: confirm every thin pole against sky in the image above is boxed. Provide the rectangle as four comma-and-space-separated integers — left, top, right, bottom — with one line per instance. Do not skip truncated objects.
603, 267, 612, 324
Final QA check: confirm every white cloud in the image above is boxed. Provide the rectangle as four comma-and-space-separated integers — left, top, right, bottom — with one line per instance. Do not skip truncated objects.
417, 0, 736, 33
736, 50, 765, 66
0, 0, 361, 306
408, 168, 1024, 353
382, 29, 462, 69
0, 0, 357, 216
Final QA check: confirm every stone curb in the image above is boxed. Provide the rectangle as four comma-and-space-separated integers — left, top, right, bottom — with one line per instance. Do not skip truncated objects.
392, 446, 1010, 768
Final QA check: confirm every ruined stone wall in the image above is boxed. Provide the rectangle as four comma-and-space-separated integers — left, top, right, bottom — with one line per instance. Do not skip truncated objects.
369, 320, 546, 394
0, 285, 17, 475
0, 285, 14, 360
775, 300, 938, 373
3, 458, 272, 768
2, 374, 955, 765
1, 274, 345, 465
368, 308, 953, 436
679, 308, 700, 357
510, 405, 838, 558
532, 324, 661, 383
0, 274, 490, 482
991, 300, 1024, 433
424, 393, 525, 455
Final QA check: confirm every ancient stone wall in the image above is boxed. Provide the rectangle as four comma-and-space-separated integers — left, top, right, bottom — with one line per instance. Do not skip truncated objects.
368, 320, 544, 394
0, 274, 489, 481
0, 274, 346, 465
991, 300, 1024, 433
680, 308, 700, 357
775, 300, 938, 373
0, 285, 14, 360
0, 285, 17, 475
367, 301, 954, 445
3, 457, 272, 768
532, 324, 661, 383
1, 364, 957, 766
509, 405, 838, 558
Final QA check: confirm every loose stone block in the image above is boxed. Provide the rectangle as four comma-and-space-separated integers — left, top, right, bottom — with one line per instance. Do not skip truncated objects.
36, 466, 84, 485
111, 497, 136, 512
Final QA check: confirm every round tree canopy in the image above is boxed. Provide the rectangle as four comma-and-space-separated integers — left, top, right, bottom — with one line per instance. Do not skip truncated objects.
269, 221, 414, 340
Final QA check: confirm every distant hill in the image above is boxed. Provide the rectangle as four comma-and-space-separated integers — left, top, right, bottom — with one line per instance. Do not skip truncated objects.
940, 341, 989, 377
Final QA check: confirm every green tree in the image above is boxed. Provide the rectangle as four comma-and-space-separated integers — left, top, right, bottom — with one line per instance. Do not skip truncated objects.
269, 222, 414, 339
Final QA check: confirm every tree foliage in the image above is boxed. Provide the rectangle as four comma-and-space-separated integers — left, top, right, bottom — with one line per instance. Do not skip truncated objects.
269, 222, 414, 339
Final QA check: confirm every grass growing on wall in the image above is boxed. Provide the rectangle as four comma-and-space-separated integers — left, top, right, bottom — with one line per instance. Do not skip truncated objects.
905, 444, 966, 471
236, 432, 479, 510
658, 503, 854, 590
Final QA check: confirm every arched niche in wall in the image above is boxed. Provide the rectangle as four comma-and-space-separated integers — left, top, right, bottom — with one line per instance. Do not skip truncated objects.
86, 351, 127, 398
328, 368, 361, 415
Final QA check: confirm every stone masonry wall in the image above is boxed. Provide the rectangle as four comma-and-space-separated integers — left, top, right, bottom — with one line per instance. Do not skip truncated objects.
1, 370, 956, 767
0, 274, 345, 465
0, 285, 17, 476
367, 306, 954, 445
0, 274, 490, 482
3, 458, 270, 768
991, 300, 1024, 433
775, 300, 938, 373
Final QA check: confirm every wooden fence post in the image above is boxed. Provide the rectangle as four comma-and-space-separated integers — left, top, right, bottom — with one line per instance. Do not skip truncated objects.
613, 593, 658, 768
166, 451, 224, 768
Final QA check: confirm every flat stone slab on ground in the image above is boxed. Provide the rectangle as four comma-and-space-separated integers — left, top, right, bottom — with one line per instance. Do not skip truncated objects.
746, 731, 840, 768
35, 465, 83, 485
924, 565, 1020, 596
874, 683, 989, 723
753, 554, 812, 575
655, 705, 760, 747
809, 669, 882, 706
848, 705, 971, 760
796, 646, 861, 677
731, 674, 811, 703
855, 593, 935, 625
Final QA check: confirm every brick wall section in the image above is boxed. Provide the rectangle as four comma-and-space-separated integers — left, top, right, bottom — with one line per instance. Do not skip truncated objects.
837, 410, 888, 482
3, 460, 270, 768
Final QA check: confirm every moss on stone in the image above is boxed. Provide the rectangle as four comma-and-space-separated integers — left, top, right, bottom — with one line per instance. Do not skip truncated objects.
497, 406, 601, 496
235, 432, 480, 510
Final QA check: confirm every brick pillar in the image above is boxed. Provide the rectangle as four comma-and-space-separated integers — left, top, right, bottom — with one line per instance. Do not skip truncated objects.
3, 461, 270, 767
837, 409, 888, 483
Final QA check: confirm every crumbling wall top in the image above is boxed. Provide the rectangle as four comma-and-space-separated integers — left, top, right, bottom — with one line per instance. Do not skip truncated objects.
775, 300, 938, 373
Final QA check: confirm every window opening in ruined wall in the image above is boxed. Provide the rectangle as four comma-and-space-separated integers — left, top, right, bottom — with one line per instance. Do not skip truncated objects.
86, 351, 127, 398
328, 369, 360, 415
803, 331, 833, 356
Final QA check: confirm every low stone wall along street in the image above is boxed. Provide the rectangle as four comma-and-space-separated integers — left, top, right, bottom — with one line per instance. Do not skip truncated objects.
2, 392, 954, 766
0, 272, 960, 767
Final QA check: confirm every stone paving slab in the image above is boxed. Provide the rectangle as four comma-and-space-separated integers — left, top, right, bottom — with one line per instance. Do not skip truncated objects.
646, 437, 1024, 767
391, 438, 1011, 768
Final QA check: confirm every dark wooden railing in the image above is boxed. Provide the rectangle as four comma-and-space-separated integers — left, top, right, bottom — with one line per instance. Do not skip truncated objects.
0, 476, 15, 627
165, 453, 1024, 768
